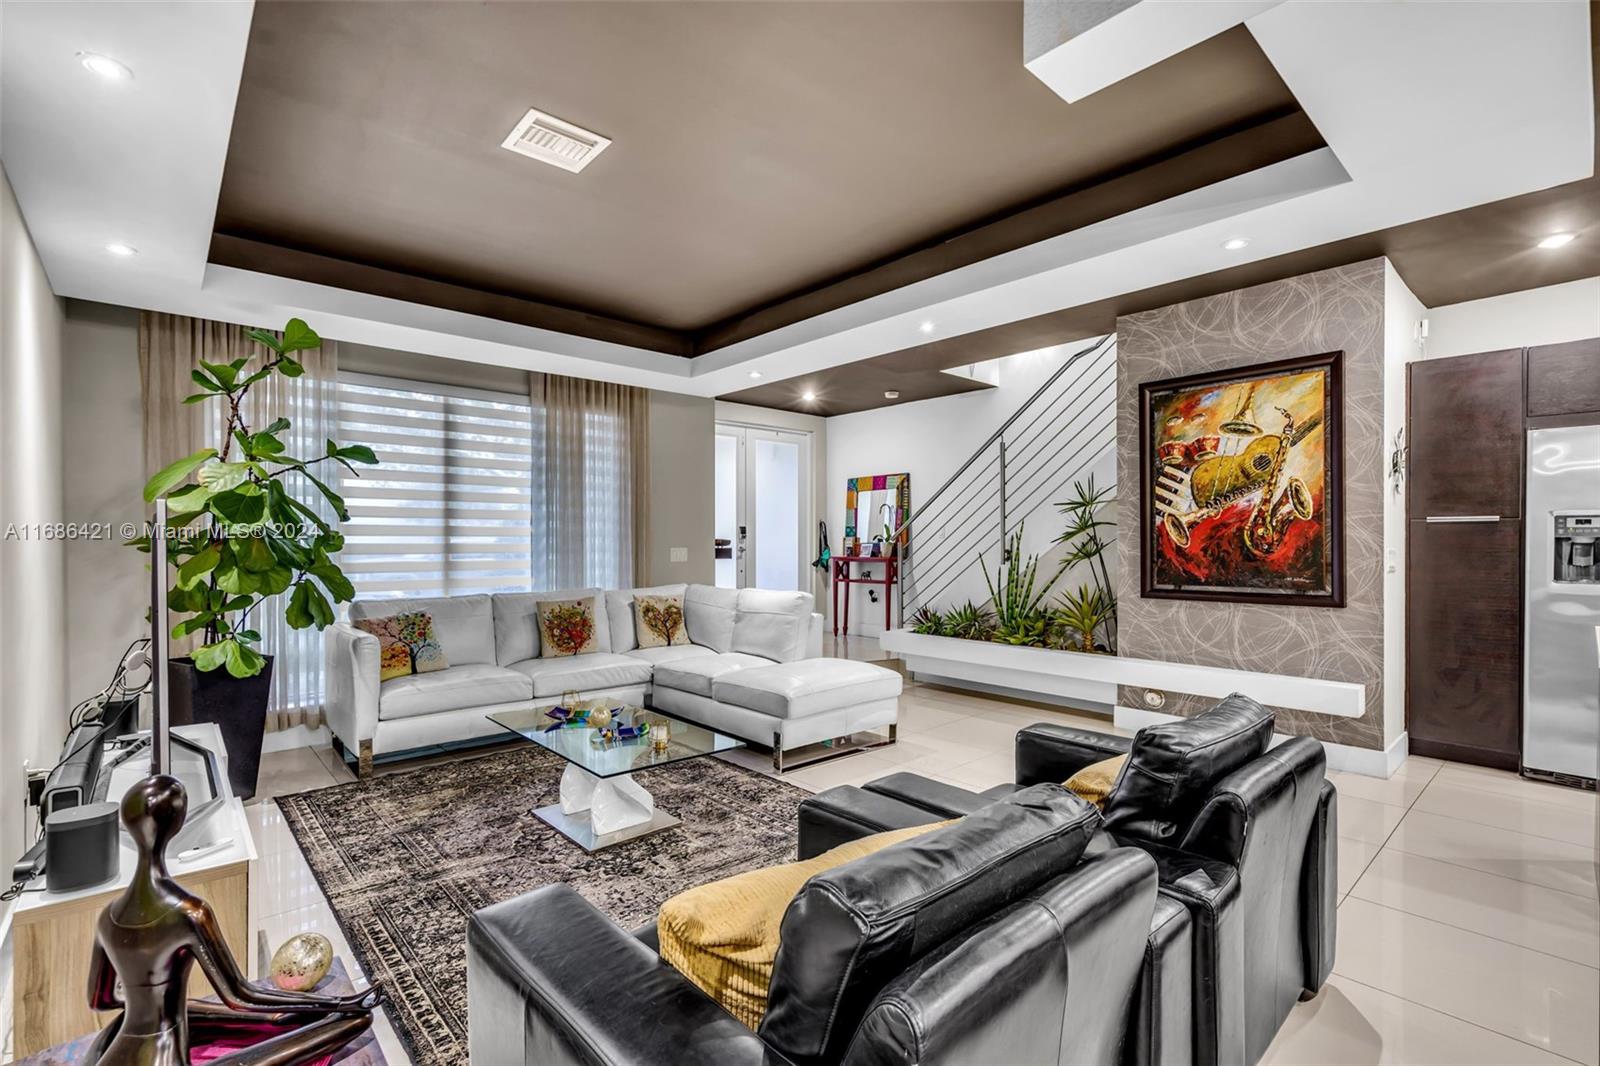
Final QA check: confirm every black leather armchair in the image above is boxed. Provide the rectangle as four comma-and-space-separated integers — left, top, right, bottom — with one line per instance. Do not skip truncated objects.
799, 792, 1196, 1066
1171, 737, 1332, 1063
807, 694, 1337, 1066
467, 785, 1160, 1066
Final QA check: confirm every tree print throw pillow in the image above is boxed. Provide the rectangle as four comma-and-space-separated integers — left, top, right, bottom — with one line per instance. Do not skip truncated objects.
635, 595, 689, 649
353, 611, 448, 682
537, 597, 598, 657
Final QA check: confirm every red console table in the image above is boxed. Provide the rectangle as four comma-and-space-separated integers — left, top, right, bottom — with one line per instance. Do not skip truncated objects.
831, 555, 898, 635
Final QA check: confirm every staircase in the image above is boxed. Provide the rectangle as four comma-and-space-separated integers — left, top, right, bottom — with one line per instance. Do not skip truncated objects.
894, 334, 1118, 623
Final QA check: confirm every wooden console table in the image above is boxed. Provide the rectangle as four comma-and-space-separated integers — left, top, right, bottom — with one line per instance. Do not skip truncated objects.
831, 554, 899, 635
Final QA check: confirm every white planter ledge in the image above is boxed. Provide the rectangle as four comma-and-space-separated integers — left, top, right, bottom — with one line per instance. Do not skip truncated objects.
878, 630, 1364, 719
878, 631, 1410, 776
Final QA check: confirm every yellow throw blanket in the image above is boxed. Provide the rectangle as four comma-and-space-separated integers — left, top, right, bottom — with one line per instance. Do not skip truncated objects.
658, 820, 950, 1028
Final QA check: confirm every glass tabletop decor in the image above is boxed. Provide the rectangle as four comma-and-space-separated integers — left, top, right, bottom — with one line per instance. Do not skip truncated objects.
488, 704, 745, 851
489, 704, 742, 778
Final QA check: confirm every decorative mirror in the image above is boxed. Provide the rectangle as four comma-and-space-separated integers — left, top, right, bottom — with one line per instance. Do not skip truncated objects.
843, 473, 910, 557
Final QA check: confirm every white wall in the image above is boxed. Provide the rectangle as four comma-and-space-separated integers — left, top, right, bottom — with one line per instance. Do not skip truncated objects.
61, 301, 144, 707
0, 165, 66, 878
824, 340, 1116, 634
647, 391, 715, 586
1421, 277, 1600, 360
1383, 262, 1425, 754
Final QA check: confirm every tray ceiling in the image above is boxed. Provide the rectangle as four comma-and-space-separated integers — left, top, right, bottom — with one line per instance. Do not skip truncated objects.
213, 3, 1307, 345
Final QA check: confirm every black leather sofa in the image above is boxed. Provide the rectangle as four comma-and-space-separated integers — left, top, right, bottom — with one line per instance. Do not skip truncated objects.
467, 785, 1164, 1066
799, 694, 1337, 1066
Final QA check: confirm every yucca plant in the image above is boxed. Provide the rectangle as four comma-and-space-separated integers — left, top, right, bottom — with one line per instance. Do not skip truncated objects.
909, 606, 947, 635
944, 600, 996, 641
980, 523, 1057, 648
1054, 475, 1117, 653
1051, 585, 1116, 653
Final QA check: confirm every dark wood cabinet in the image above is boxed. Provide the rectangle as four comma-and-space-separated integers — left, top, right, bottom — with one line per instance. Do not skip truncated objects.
1526, 338, 1600, 419
1405, 518, 1522, 769
1405, 347, 1526, 770
1407, 349, 1524, 519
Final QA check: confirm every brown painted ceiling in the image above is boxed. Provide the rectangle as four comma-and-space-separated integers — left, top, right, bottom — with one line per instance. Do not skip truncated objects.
214, 2, 1308, 351
727, 10, 1600, 416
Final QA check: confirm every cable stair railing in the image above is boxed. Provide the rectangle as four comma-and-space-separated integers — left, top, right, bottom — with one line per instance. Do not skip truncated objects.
891, 333, 1118, 625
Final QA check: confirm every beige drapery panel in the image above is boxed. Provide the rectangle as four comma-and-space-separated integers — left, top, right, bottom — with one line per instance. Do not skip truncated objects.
530, 373, 651, 590
139, 312, 338, 732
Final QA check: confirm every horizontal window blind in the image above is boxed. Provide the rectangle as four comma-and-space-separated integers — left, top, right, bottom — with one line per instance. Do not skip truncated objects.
337, 374, 534, 601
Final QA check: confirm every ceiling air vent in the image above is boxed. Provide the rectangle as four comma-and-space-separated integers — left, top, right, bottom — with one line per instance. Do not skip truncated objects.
500, 109, 611, 173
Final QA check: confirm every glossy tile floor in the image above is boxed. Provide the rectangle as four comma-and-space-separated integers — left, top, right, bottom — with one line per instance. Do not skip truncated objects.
242, 678, 1599, 1066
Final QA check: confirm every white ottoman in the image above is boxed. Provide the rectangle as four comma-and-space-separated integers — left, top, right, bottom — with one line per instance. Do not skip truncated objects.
709, 657, 902, 772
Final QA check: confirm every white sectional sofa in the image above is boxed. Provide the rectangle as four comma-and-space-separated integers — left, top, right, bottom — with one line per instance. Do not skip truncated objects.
324, 583, 900, 775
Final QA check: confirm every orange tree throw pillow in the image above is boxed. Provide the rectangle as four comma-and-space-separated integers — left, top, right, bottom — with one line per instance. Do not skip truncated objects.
635, 594, 690, 649
537, 597, 599, 657
352, 611, 448, 682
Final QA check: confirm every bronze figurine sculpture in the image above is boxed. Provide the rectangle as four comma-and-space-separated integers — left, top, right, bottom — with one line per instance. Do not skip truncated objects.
86, 775, 379, 1066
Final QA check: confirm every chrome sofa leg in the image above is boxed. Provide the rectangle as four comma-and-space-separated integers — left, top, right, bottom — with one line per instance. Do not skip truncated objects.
358, 739, 374, 779
772, 733, 784, 775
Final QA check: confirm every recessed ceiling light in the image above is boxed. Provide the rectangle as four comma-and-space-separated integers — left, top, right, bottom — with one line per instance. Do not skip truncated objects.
802, 390, 816, 403
78, 52, 133, 81
1222, 237, 1251, 251
918, 321, 936, 334
1537, 232, 1576, 249
748, 371, 762, 380
104, 242, 137, 257
884, 390, 900, 400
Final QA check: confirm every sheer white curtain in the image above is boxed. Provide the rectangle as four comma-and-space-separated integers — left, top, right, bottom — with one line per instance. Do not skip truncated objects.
139, 313, 337, 731
530, 373, 650, 590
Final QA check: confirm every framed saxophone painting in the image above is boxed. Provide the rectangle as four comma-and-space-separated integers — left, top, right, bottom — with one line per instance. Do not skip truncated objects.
1138, 350, 1345, 607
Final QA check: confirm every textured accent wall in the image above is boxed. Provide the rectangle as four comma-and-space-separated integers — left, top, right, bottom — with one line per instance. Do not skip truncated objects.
1115, 258, 1387, 750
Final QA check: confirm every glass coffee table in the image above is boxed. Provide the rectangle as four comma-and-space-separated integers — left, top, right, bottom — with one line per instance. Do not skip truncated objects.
488, 705, 744, 851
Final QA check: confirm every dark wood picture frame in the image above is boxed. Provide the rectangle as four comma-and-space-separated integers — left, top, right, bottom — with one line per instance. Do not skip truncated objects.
1139, 350, 1345, 607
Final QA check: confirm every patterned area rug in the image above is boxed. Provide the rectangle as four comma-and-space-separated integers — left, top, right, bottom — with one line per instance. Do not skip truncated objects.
277, 745, 806, 1066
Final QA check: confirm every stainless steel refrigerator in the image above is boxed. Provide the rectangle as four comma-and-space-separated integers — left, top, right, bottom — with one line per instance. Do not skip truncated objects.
1523, 424, 1600, 786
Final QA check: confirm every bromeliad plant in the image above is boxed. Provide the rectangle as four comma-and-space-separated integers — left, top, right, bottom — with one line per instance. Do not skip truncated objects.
944, 600, 997, 641
132, 318, 377, 678
1051, 585, 1116, 654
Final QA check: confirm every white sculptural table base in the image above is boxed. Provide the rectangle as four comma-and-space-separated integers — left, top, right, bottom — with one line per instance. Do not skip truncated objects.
534, 763, 682, 851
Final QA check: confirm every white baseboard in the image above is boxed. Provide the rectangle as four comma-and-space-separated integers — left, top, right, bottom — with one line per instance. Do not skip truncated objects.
1114, 705, 1410, 779
909, 671, 1114, 715
261, 724, 329, 753
899, 654, 1118, 709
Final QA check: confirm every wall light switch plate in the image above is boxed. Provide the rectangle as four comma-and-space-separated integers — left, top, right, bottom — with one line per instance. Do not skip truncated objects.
670, 547, 688, 563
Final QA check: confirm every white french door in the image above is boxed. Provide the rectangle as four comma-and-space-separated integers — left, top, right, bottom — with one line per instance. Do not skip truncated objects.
714, 423, 809, 591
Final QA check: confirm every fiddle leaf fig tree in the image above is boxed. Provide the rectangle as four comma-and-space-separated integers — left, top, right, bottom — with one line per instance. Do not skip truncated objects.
131, 318, 377, 678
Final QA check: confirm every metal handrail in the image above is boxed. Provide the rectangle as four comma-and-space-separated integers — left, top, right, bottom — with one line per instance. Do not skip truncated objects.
891, 333, 1116, 626
886, 333, 1114, 545
908, 403, 1120, 601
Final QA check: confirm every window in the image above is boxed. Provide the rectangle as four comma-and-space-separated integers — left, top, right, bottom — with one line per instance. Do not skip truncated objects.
335, 372, 642, 603
336, 374, 534, 601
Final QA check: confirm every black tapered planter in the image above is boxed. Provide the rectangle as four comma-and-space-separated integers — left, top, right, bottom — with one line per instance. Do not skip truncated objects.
167, 656, 273, 800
